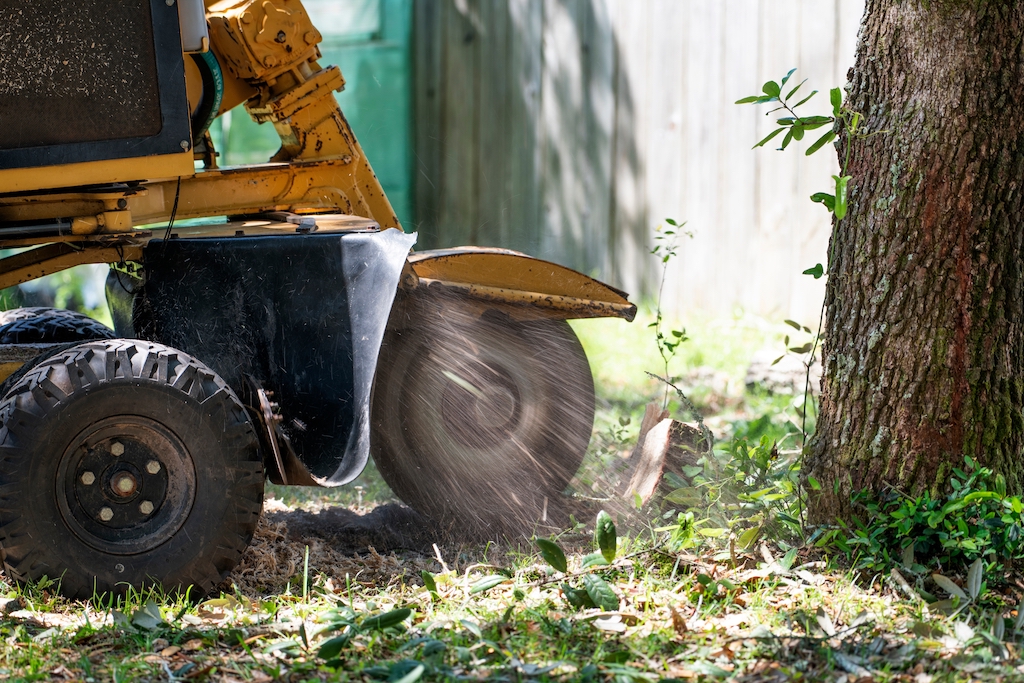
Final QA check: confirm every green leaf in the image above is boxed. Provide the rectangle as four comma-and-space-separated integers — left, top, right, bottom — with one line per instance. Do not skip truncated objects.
752, 127, 785, 149
697, 527, 727, 538
689, 661, 730, 678
361, 608, 413, 630
967, 559, 984, 600
469, 576, 509, 595
779, 68, 797, 89
562, 583, 596, 610
783, 319, 802, 331
735, 95, 761, 104
808, 476, 822, 491
737, 526, 760, 549
830, 87, 843, 116
806, 130, 837, 156
393, 664, 425, 683
780, 548, 799, 571
833, 174, 852, 219
810, 192, 835, 212
663, 487, 702, 507
421, 571, 439, 600
780, 128, 794, 150
318, 634, 351, 660
131, 600, 164, 631
932, 574, 967, 601
785, 78, 807, 101
799, 115, 833, 125
535, 538, 568, 573
583, 574, 620, 611
762, 80, 781, 98
595, 510, 617, 563
995, 474, 1007, 497
665, 217, 678, 226
789, 343, 812, 354
794, 89, 819, 108
582, 552, 610, 569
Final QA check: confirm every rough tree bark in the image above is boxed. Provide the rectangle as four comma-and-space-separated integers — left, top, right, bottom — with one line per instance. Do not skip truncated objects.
806, 0, 1024, 521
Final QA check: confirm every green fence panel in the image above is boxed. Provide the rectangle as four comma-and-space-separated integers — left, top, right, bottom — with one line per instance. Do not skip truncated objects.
212, 0, 413, 228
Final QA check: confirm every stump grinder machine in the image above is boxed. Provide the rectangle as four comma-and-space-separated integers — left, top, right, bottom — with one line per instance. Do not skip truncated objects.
0, 0, 636, 597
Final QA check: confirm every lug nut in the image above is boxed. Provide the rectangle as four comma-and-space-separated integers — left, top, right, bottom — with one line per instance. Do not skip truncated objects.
139, 501, 154, 515
80, 471, 95, 485
110, 442, 125, 456
99, 507, 113, 522
146, 460, 161, 475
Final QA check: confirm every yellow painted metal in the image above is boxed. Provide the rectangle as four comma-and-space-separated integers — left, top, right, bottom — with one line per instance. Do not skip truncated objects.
0, 243, 145, 292
0, 188, 146, 227
0, 215, 377, 291
129, 159, 396, 228
0, 153, 194, 195
0, 0, 632, 328
408, 248, 637, 322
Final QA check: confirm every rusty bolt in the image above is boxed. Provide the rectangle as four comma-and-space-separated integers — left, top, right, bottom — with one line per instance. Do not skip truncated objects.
180, 140, 190, 150
114, 474, 135, 495
263, 55, 278, 68
304, 31, 316, 44
80, 471, 95, 486
99, 507, 113, 522
110, 442, 125, 456
146, 460, 161, 475
140, 500, 154, 515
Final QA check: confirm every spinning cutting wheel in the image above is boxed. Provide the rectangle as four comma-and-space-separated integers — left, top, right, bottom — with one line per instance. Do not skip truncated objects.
370, 293, 595, 532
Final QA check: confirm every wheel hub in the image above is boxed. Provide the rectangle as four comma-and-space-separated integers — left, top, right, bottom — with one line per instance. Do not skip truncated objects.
440, 361, 522, 450
57, 417, 197, 555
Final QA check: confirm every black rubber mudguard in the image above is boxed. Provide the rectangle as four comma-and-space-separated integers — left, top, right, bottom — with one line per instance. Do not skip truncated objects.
106, 228, 415, 485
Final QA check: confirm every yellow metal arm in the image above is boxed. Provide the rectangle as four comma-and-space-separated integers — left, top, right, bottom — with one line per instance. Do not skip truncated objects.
145, 0, 401, 229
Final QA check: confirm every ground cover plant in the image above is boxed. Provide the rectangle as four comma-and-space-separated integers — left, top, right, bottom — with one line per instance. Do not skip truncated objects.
0, 308, 1021, 682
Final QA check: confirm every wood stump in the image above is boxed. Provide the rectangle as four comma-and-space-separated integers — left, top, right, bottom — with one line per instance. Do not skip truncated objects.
621, 402, 710, 506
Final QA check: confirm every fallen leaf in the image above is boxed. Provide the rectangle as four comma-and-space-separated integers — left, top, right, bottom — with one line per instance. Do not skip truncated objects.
670, 606, 688, 635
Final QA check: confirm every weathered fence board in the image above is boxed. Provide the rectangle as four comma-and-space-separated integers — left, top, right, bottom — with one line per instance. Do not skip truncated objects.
412, 0, 865, 321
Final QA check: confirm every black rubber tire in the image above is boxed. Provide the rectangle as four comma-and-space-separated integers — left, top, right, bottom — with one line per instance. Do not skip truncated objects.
370, 293, 595, 533
0, 339, 264, 599
0, 307, 115, 344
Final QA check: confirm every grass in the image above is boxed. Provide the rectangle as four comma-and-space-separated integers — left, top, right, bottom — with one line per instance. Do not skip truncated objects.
0, 308, 1020, 681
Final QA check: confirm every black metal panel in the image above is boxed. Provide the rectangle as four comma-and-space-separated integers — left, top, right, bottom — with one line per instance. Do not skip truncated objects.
106, 230, 416, 485
0, 0, 191, 169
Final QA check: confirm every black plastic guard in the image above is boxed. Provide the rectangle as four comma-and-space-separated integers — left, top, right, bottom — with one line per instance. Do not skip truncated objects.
106, 229, 416, 485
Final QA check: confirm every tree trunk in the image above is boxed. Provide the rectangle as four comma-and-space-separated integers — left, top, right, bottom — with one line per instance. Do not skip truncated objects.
806, 1, 1024, 521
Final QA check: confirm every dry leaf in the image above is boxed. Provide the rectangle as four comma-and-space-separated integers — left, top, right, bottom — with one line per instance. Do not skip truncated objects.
670, 605, 688, 635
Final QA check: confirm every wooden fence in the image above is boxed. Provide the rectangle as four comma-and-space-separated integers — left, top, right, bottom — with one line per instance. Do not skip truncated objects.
411, 0, 865, 321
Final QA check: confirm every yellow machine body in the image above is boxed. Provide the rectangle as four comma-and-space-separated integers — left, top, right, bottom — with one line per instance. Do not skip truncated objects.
0, 0, 632, 323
